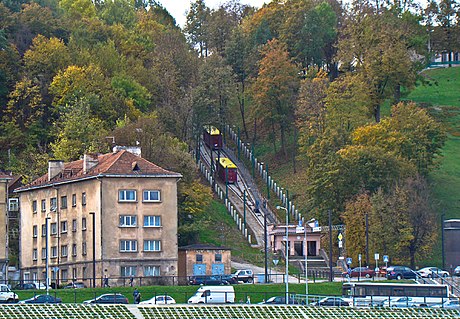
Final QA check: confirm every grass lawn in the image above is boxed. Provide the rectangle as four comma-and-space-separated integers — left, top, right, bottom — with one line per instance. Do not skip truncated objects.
14, 282, 343, 304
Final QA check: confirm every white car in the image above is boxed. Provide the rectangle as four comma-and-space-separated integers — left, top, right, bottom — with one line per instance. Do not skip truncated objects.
382, 297, 419, 308
139, 295, 176, 305
418, 267, 449, 278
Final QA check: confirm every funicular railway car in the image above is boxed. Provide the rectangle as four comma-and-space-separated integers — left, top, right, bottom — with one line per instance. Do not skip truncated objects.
203, 125, 222, 150
216, 157, 237, 184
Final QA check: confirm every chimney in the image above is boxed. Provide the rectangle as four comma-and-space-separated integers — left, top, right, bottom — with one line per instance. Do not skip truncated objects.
83, 154, 99, 174
48, 160, 64, 181
112, 146, 142, 157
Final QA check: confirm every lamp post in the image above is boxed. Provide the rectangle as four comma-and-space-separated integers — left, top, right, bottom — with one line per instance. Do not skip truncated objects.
276, 205, 289, 304
45, 214, 51, 295
89, 212, 96, 288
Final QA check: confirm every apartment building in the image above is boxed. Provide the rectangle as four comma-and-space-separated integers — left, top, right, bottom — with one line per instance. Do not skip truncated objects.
0, 173, 11, 282
15, 148, 181, 287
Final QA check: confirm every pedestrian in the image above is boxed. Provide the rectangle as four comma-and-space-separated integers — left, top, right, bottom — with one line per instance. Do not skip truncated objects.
246, 296, 251, 304
103, 275, 110, 288
129, 276, 134, 287
133, 288, 141, 304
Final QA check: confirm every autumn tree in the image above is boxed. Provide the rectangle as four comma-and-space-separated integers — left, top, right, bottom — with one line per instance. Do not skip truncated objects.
252, 39, 299, 156
185, 0, 211, 57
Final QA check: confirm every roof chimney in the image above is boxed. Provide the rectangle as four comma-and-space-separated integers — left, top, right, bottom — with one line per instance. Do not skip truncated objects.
83, 154, 99, 174
48, 160, 64, 181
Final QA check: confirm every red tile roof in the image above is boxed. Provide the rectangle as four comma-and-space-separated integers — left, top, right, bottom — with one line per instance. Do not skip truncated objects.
17, 150, 181, 191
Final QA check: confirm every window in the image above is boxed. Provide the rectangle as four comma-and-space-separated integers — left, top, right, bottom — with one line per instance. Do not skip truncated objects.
144, 240, 161, 252
60, 196, 67, 209
144, 215, 161, 227
120, 266, 137, 277
61, 245, 68, 257
32, 249, 38, 261
72, 268, 77, 281
144, 266, 160, 277
119, 215, 137, 227
196, 254, 203, 262
72, 194, 76, 207
51, 246, 57, 258
8, 198, 19, 211
41, 224, 46, 237
60, 221, 67, 233
82, 218, 87, 230
33, 225, 38, 238
215, 253, 222, 262
50, 197, 57, 212
143, 190, 161, 202
82, 242, 87, 256
82, 267, 87, 280
61, 269, 68, 281
72, 244, 77, 256
41, 199, 46, 212
41, 248, 46, 260
120, 240, 137, 252
72, 219, 77, 232
82, 192, 86, 206
50, 223, 57, 235
119, 190, 136, 202
32, 200, 37, 213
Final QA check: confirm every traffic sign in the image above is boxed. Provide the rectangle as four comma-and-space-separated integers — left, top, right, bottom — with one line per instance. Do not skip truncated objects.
374, 253, 379, 261
358, 254, 362, 261
338, 240, 343, 248
346, 257, 352, 265
337, 233, 343, 241
383, 255, 389, 263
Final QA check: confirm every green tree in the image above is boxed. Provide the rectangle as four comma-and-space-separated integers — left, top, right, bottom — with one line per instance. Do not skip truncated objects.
185, 0, 211, 57
252, 39, 299, 156
98, 0, 137, 28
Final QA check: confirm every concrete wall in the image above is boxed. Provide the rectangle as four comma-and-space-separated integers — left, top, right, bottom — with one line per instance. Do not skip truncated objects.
0, 178, 8, 279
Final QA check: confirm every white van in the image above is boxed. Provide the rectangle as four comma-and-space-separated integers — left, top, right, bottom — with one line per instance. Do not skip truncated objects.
0, 284, 18, 303
188, 286, 235, 304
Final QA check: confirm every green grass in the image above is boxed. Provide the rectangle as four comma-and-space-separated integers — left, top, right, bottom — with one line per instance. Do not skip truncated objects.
14, 282, 343, 304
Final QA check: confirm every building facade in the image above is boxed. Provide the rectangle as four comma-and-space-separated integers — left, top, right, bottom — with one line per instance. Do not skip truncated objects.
0, 174, 12, 282
178, 244, 231, 280
16, 148, 181, 287
269, 224, 321, 258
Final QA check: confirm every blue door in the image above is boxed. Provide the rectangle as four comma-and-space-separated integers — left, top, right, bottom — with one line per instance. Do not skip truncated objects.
212, 264, 225, 275
193, 264, 207, 275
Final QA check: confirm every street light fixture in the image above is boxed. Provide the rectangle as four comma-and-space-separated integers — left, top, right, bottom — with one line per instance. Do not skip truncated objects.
276, 205, 289, 304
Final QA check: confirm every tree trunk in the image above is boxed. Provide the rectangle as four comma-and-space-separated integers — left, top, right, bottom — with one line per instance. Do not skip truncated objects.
374, 104, 381, 123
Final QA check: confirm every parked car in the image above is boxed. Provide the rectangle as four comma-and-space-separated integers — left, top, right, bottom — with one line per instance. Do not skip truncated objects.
260, 296, 301, 304
417, 267, 449, 278
382, 297, 420, 308
454, 266, 460, 277
431, 299, 460, 309
19, 295, 62, 304
232, 269, 254, 283
139, 295, 176, 305
343, 267, 375, 278
13, 283, 37, 290
386, 266, 417, 280
63, 282, 87, 289
221, 275, 239, 284
189, 275, 229, 285
83, 293, 129, 304
311, 297, 349, 307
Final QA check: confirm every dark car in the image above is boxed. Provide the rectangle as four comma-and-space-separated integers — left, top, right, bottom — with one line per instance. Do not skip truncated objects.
189, 275, 229, 285
63, 282, 87, 289
221, 275, 239, 284
343, 267, 375, 278
19, 295, 62, 304
260, 296, 301, 304
386, 266, 417, 280
13, 283, 37, 290
83, 293, 129, 304
312, 297, 349, 307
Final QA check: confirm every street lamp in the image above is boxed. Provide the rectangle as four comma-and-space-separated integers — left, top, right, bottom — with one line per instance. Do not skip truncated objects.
45, 214, 51, 295
276, 205, 289, 304
89, 212, 96, 288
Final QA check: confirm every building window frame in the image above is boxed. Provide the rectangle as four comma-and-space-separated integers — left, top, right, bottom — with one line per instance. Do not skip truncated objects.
72, 194, 76, 207
41, 199, 46, 212
41, 248, 46, 260
82, 242, 87, 256
72, 219, 77, 232
120, 240, 137, 252
61, 245, 68, 257
8, 198, 19, 211
32, 249, 38, 261
33, 225, 38, 238
60, 196, 67, 209
120, 266, 137, 277
215, 253, 222, 262
119, 215, 137, 227
118, 190, 137, 202
51, 246, 58, 259
50, 197, 57, 212
82, 218, 87, 231
144, 215, 161, 227
50, 222, 57, 235
61, 221, 68, 234
144, 266, 160, 277
72, 244, 77, 257
142, 190, 161, 202
196, 254, 203, 262
82, 192, 86, 206
32, 200, 37, 214
41, 224, 46, 237
143, 240, 161, 252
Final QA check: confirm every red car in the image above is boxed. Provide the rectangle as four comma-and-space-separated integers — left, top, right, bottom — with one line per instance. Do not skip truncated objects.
343, 267, 375, 278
